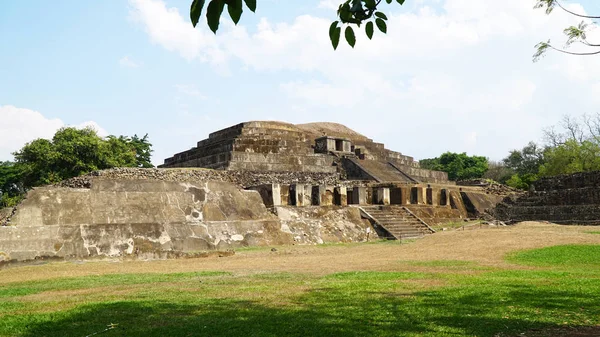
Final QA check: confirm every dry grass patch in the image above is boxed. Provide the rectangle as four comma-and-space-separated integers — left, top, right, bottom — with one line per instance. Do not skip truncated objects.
2, 222, 599, 284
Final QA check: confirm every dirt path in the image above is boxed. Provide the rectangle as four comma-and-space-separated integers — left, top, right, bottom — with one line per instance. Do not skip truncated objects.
2, 222, 599, 283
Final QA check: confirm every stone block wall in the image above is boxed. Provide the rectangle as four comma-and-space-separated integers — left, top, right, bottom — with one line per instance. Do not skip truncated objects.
0, 177, 379, 263
495, 171, 600, 224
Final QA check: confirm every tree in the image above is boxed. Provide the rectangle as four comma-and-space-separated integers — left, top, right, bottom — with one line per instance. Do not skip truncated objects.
534, 0, 600, 61
189, 0, 405, 49
0, 162, 24, 207
13, 127, 155, 190
537, 114, 600, 176
503, 142, 545, 177
129, 134, 154, 168
502, 142, 545, 190
539, 139, 600, 176
483, 160, 514, 184
420, 152, 488, 181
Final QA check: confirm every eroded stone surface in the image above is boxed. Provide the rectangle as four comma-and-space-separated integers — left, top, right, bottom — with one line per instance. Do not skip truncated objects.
0, 178, 374, 262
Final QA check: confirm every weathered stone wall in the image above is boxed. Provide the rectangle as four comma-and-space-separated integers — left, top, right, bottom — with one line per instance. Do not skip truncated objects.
460, 191, 504, 218
276, 206, 373, 244
404, 206, 465, 225
495, 171, 600, 224
2, 179, 287, 261
392, 164, 449, 184
533, 171, 600, 190
0, 177, 376, 263
161, 121, 337, 173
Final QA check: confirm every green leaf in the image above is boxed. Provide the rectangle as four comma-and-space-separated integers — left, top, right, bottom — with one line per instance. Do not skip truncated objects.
329, 21, 339, 39
243, 0, 256, 12
345, 26, 356, 48
364, 0, 377, 9
206, 0, 225, 34
227, 0, 243, 24
374, 11, 388, 20
190, 0, 206, 27
365, 21, 374, 40
375, 18, 387, 33
386, 0, 392, 3
330, 21, 341, 50
397, 0, 405, 4
339, 2, 352, 22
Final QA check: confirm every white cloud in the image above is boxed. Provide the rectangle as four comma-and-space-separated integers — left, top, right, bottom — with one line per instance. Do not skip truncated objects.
131, 0, 600, 161
0, 105, 108, 161
128, 0, 226, 66
119, 56, 140, 68
74, 121, 109, 137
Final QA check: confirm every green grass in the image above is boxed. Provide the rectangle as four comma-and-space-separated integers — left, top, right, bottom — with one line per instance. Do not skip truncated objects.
586, 231, 600, 235
1, 246, 599, 336
507, 244, 600, 267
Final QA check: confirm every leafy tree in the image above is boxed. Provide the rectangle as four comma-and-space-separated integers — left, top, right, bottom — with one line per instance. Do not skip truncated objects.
420, 152, 488, 181
505, 173, 538, 191
501, 142, 545, 190
189, 0, 405, 49
539, 139, 600, 176
12, 127, 155, 190
129, 134, 154, 168
0, 162, 24, 207
534, 0, 600, 61
503, 142, 545, 177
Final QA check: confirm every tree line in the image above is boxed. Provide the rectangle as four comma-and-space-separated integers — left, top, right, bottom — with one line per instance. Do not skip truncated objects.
0, 127, 153, 207
420, 114, 600, 189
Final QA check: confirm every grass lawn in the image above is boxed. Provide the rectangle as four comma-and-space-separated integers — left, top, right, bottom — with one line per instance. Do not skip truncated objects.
1, 223, 599, 336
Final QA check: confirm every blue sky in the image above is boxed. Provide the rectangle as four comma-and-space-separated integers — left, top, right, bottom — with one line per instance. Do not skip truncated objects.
2, 0, 600, 165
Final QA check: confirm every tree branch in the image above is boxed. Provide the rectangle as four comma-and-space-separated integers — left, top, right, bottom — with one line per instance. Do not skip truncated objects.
581, 39, 600, 47
548, 44, 600, 56
555, 1, 600, 19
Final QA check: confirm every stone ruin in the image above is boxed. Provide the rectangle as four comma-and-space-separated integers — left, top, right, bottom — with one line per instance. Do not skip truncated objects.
0, 121, 504, 264
495, 171, 600, 225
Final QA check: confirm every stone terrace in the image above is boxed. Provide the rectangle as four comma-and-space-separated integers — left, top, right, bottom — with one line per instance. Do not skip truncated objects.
495, 171, 600, 225
160, 121, 448, 184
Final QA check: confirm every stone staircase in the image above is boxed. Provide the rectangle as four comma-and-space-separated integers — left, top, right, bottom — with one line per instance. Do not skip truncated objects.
359, 205, 435, 240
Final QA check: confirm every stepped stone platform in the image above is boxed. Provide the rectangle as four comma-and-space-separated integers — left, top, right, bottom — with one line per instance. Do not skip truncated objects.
160, 121, 336, 174
159, 121, 448, 184
495, 171, 600, 225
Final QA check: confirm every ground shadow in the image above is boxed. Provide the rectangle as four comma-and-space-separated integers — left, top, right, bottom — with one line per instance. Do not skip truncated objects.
16, 281, 600, 337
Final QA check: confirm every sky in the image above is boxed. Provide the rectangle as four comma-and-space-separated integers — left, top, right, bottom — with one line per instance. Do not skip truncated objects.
1, 0, 600, 166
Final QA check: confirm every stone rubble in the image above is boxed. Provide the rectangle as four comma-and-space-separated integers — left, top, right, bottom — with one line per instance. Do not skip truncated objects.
458, 179, 523, 197
57, 167, 344, 189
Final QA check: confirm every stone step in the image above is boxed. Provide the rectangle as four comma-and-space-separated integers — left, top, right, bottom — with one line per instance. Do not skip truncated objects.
383, 224, 426, 229
383, 228, 423, 234
360, 206, 432, 240
383, 222, 424, 228
381, 219, 421, 225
